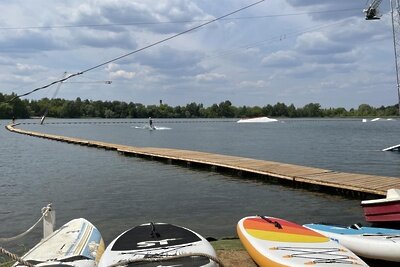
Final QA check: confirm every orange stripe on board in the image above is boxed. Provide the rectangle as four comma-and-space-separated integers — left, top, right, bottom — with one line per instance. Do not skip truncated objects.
243, 217, 325, 238
237, 225, 288, 267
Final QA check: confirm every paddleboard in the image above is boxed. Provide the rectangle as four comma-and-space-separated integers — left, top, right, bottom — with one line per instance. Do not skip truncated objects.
304, 223, 400, 262
14, 218, 105, 267
237, 216, 369, 267
98, 222, 219, 267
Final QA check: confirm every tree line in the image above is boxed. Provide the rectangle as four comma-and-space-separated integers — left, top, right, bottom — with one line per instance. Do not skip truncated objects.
0, 93, 398, 119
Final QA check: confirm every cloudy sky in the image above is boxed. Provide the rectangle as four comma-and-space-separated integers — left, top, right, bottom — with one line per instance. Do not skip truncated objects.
0, 0, 397, 109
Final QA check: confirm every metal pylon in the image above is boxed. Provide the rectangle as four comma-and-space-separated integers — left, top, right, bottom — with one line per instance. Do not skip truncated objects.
390, 0, 400, 114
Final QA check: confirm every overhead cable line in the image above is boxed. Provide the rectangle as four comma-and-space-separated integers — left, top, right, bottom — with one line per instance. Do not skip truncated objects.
0, 7, 360, 31
64, 81, 112, 84
208, 20, 347, 60
8, 0, 265, 102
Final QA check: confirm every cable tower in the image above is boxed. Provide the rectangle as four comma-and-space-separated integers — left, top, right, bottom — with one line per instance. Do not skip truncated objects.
364, 0, 400, 115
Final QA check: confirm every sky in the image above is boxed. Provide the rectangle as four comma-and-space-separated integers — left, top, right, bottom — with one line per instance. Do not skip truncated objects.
0, 0, 397, 109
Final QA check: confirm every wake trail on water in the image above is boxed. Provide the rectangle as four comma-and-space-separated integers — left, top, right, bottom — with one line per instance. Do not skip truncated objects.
132, 125, 172, 130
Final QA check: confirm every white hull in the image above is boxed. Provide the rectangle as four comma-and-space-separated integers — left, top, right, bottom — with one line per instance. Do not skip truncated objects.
304, 224, 400, 262
14, 218, 104, 267
237, 117, 278, 123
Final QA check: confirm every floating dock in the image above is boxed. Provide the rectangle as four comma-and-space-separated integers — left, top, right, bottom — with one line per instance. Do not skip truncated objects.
6, 124, 400, 197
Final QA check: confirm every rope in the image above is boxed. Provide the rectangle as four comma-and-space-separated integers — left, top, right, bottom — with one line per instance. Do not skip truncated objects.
0, 204, 52, 242
107, 252, 224, 267
0, 204, 52, 267
0, 247, 35, 267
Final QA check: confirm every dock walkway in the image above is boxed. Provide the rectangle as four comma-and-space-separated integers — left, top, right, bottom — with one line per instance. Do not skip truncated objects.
6, 124, 400, 197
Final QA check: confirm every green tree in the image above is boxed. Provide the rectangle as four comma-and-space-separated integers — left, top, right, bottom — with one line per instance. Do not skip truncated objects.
262, 104, 273, 116
206, 104, 219, 118
272, 102, 288, 116
104, 109, 115, 118
357, 104, 374, 116
302, 103, 322, 117
287, 104, 297, 117
60, 101, 80, 118
186, 102, 203, 118
0, 103, 13, 119
218, 100, 235, 118
3, 92, 400, 119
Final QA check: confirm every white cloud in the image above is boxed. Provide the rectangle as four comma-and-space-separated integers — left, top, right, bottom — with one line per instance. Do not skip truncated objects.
195, 72, 226, 82
261, 51, 300, 67
295, 31, 349, 55
0, 0, 397, 109
109, 70, 136, 79
15, 63, 47, 74
68, 0, 211, 34
239, 80, 268, 88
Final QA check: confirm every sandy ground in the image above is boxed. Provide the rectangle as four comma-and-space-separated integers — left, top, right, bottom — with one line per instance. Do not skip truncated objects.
216, 249, 257, 267
211, 238, 256, 267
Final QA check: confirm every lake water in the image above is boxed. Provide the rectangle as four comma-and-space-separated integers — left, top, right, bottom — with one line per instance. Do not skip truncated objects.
1, 118, 399, 253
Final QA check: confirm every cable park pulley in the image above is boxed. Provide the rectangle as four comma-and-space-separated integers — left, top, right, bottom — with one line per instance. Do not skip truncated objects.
364, 0, 384, 20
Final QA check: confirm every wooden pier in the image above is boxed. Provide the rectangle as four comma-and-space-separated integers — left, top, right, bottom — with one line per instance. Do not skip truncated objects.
6, 124, 400, 197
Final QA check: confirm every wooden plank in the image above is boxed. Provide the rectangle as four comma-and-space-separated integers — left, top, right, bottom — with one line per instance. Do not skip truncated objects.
375, 182, 400, 190
302, 175, 366, 183
350, 179, 400, 187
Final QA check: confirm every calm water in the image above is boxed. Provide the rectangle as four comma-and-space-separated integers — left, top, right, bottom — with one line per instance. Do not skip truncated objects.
1, 118, 399, 252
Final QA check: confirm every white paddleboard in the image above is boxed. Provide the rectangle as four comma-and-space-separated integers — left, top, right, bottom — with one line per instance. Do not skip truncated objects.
14, 218, 105, 267
98, 222, 219, 267
304, 223, 400, 262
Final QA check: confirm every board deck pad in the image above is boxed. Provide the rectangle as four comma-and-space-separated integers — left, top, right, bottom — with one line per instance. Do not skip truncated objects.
112, 223, 201, 250
99, 222, 218, 267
